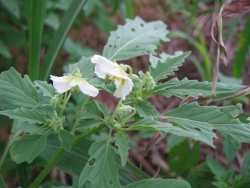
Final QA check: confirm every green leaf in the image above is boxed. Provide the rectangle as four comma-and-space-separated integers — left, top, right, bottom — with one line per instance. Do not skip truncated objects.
64, 38, 95, 59
41, 135, 90, 175
154, 78, 243, 99
223, 135, 240, 161
124, 178, 191, 188
42, 135, 148, 181
40, 0, 89, 80
169, 141, 200, 174
35, 81, 56, 98
103, 16, 169, 61
93, 10, 116, 32
0, 68, 39, 110
0, 0, 20, 18
83, 0, 99, 16
219, 73, 242, 86
0, 176, 7, 188
10, 135, 47, 164
11, 120, 43, 135
233, 17, 250, 78
59, 130, 74, 152
206, 157, 229, 180
66, 56, 95, 79
219, 104, 243, 118
166, 103, 250, 146
79, 140, 121, 188
0, 106, 52, 124
130, 119, 215, 147
28, 0, 47, 80
121, 0, 135, 19
167, 135, 186, 150
135, 101, 159, 119
0, 41, 11, 59
45, 13, 60, 30
187, 163, 215, 188
242, 152, 250, 177
114, 132, 130, 167
150, 51, 190, 81
50, 0, 71, 10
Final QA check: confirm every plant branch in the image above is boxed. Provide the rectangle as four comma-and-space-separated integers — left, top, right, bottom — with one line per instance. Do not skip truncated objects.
0, 139, 11, 170
29, 147, 64, 188
28, 127, 101, 188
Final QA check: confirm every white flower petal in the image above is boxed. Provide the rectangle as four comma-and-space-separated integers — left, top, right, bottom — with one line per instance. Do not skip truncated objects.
50, 75, 72, 93
94, 63, 107, 79
91, 54, 134, 99
91, 55, 128, 79
78, 80, 99, 97
114, 78, 133, 100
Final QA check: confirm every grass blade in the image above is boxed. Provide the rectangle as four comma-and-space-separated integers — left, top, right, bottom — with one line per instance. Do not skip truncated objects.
233, 17, 250, 78
0, 175, 7, 188
28, 0, 46, 80
40, 0, 88, 80
170, 31, 213, 80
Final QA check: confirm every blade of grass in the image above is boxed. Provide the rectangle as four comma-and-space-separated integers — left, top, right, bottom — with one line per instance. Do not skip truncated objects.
28, 0, 47, 80
121, 0, 135, 19
170, 31, 213, 80
233, 17, 250, 78
0, 175, 7, 188
40, 0, 88, 80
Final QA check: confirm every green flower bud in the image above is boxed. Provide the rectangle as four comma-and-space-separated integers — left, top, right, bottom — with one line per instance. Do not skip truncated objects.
143, 72, 156, 91
46, 113, 64, 132
50, 94, 63, 107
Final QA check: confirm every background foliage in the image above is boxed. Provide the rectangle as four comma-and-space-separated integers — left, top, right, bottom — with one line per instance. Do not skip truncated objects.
1, 0, 250, 188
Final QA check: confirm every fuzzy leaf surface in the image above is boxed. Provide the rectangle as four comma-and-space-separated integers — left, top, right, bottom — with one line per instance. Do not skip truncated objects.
154, 78, 243, 99
150, 51, 190, 80
103, 17, 169, 61
79, 140, 121, 188
10, 135, 47, 164
124, 178, 191, 188
0, 68, 39, 110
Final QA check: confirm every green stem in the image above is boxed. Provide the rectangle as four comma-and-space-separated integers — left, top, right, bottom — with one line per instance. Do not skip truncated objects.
29, 127, 101, 188
0, 139, 11, 170
29, 148, 65, 188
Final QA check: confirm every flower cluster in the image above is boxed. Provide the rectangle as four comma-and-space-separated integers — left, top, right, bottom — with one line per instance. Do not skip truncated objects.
50, 55, 134, 100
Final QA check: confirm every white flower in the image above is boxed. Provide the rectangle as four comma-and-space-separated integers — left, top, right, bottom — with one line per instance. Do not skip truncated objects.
50, 73, 99, 97
91, 55, 133, 100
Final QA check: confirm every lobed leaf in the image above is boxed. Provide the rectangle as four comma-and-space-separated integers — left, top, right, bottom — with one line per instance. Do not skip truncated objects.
41, 135, 90, 175
154, 78, 243, 99
66, 56, 95, 79
150, 51, 190, 81
115, 132, 130, 167
124, 178, 191, 188
103, 17, 169, 61
0, 106, 52, 124
79, 140, 121, 188
10, 135, 47, 164
166, 103, 250, 145
35, 81, 56, 98
0, 68, 39, 110
130, 103, 250, 147
130, 119, 215, 147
